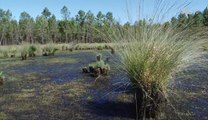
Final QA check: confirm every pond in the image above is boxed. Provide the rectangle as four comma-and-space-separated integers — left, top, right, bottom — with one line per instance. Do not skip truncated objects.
0, 51, 135, 120
0, 50, 208, 120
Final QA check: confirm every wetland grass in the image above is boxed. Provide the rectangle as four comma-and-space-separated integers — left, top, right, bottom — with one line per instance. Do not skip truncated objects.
0, 71, 5, 85
107, 16, 206, 119
0, 43, 117, 60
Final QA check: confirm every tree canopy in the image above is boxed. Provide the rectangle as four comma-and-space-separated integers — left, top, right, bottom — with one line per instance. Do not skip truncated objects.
0, 6, 208, 45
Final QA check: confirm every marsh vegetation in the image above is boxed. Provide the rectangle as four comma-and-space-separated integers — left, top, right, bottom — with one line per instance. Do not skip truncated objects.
1, 1, 208, 120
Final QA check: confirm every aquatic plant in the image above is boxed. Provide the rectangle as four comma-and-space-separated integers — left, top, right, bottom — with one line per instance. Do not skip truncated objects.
42, 46, 59, 56
83, 54, 110, 77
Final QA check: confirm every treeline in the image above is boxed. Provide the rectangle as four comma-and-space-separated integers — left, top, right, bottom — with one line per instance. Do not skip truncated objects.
167, 7, 208, 29
0, 6, 117, 45
0, 6, 208, 45
131, 7, 208, 31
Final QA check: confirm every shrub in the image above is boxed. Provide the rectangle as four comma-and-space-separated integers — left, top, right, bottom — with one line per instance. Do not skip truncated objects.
21, 47, 28, 60
2, 51, 9, 58
51, 48, 59, 56
10, 48, 16, 58
97, 46, 103, 50
69, 47, 73, 52
28, 45, 37, 57
109, 46, 115, 54
42, 47, 59, 56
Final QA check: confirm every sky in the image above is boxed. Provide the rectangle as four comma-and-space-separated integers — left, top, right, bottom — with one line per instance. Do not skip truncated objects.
0, 0, 208, 24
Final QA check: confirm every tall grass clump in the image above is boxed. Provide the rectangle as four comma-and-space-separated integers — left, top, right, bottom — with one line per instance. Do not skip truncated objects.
106, 17, 205, 119
28, 45, 37, 57
42, 44, 59, 56
0, 71, 5, 85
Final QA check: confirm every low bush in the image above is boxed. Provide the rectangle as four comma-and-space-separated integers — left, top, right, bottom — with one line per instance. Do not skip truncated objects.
2, 51, 9, 58
21, 47, 28, 60
9, 48, 16, 58
28, 45, 37, 57
42, 47, 59, 56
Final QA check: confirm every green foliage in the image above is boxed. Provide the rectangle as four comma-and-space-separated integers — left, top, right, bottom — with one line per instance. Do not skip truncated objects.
192, 11, 204, 27
9, 48, 16, 57
0, 71, 5, 79
108, 15, 206, 118
42, 7, 51, 18
21, 47, 28, 60
168, 8, 208, 29
42, 46, 58, 56
2, 51, 9, 58
178, 13, 187, 28
97, 46, 103, 50
28, 45, 37, 57
61, 6, 70, 20
0, 112, 7, 120
203, 7, 208, 26
0, 7, 118, 45
52, 48, 59, 54
88, 54, 110, 70
95, 60, 105, 68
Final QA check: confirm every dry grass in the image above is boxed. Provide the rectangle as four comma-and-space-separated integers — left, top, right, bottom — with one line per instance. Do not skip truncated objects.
106, 14, 206, 119
0, 43, 120, 59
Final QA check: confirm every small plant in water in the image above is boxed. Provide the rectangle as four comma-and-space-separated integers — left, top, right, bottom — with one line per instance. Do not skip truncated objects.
82, 54, 110, 77
42, 47, 59, 56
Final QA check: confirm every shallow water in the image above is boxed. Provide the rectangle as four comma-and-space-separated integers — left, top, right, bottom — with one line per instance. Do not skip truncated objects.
0, 50, 208, 120
0, 51, 135, 120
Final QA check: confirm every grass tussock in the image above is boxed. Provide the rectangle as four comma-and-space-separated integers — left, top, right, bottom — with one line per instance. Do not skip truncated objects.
0, 43, 118, 59
107, 22, 206, 118
0, 71, 5, 85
